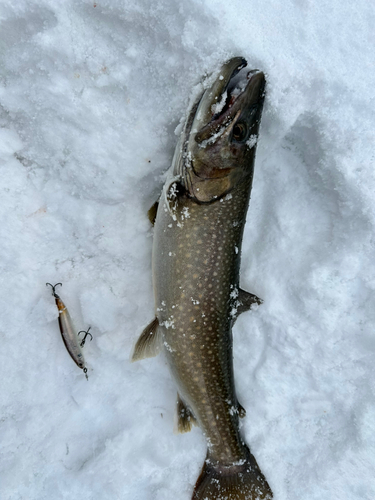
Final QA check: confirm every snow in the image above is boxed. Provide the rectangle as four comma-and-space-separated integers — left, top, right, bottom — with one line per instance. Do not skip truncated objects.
1, 0, 374, 499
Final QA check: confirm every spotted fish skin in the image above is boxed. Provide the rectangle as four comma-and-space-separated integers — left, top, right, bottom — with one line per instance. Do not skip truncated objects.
133, 58, 272, 499
154, 182, 251, 463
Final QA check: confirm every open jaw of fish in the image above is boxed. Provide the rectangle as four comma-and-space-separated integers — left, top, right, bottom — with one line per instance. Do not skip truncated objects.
132, 57, 272, 500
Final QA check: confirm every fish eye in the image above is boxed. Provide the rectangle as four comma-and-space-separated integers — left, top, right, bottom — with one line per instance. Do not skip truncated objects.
232, 122, 247, 142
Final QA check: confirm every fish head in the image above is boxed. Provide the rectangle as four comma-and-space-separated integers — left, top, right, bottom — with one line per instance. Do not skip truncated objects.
177, 57, 265, 203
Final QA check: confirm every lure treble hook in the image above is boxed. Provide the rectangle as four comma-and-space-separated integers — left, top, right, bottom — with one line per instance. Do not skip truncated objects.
46, 282, 62, 298
78, 327, 93, 348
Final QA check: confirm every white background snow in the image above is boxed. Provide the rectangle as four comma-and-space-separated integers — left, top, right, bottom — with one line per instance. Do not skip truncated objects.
1, 0, 374, 499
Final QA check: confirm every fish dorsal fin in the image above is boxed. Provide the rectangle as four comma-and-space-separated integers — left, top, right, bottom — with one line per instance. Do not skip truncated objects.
131, 317, 161, 362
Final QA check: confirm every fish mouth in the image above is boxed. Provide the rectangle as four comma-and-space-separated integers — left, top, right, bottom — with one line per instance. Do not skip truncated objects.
191, 59, 266, 145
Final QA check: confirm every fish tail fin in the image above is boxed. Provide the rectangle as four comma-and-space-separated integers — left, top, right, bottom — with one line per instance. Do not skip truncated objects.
192, 447, 272, 500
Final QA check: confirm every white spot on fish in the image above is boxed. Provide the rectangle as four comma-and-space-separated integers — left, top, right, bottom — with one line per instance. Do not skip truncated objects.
246, 134, 258, 149
229, 405, 238, 416
230, 307, 237, 317
164, 341, 174, 352
162, 319, 175, 329
182, 207, 190, 219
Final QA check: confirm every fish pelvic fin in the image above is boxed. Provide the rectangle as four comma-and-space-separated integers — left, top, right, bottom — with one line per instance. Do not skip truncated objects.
193, 447, 273, 500
176, 393, 198, 433
131, 317, 161, 362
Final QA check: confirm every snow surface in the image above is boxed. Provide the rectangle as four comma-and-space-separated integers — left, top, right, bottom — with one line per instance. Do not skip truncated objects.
1, 0, 374, 499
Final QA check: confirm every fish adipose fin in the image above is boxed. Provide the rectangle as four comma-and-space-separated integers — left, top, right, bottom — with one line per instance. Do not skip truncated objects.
238, 401, 246, 418
176, 393, 198, 433
193, 447, 273, 500
237, 288, 263, 315
131, 317, 161, 361
148, 201, 159, 226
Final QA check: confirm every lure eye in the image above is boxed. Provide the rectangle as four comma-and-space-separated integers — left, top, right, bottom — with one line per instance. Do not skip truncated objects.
232, 122, 248, 142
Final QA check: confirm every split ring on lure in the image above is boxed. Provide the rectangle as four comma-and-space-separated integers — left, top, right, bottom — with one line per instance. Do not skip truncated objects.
46, 283, 91, 380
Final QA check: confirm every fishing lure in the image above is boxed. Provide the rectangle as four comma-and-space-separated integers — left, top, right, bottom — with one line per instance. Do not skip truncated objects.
46, 283, 92, 379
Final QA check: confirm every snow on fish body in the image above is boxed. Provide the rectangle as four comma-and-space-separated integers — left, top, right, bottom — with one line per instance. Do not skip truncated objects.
133, 57, 272, 500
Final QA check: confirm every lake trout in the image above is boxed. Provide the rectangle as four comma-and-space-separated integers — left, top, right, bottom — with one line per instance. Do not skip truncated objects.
132, 57, 272, 500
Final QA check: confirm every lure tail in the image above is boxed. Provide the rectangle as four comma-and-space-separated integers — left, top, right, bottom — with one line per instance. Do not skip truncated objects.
192, 446, 272, 500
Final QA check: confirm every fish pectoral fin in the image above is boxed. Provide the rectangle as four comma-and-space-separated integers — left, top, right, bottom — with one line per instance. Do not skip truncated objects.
237, 288, 263, 315
147, 201, 159, 226
176, 393, 198, 433
131, 317, 161, 362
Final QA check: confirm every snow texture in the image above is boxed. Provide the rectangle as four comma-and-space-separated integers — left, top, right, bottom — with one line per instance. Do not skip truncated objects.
1, 0, 374, 499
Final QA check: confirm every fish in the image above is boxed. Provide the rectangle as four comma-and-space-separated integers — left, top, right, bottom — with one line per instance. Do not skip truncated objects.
132, 57, 272, 499
46, 283, 91, 379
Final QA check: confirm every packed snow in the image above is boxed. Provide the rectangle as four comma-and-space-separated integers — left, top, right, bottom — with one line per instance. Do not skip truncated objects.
1, 1, 374, 499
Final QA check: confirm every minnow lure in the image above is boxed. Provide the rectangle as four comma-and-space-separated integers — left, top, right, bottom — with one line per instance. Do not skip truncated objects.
46, 283, 92, 379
